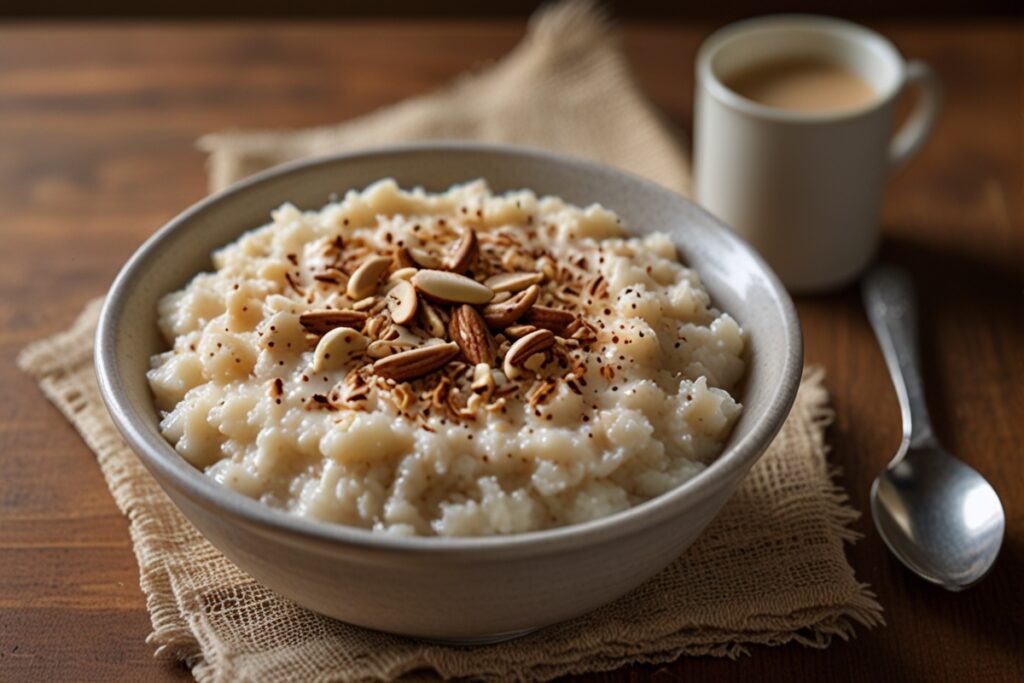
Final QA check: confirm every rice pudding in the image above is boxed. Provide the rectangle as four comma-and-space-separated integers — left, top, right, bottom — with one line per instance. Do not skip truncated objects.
147, 180, 746, 536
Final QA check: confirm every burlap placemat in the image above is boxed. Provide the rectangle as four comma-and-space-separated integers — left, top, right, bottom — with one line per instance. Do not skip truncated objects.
19, 2, 882, 680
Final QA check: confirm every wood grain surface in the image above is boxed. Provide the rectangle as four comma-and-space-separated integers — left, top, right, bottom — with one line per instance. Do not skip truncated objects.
1, 19, 1021, 683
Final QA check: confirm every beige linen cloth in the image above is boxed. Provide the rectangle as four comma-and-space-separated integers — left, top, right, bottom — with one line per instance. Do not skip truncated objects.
19, 2, 882, 681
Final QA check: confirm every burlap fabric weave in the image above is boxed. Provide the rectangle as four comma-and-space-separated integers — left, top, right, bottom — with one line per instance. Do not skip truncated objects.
18, 2, 882, 681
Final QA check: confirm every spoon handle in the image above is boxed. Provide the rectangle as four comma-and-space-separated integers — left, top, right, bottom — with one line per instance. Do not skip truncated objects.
862, 264, 937, 452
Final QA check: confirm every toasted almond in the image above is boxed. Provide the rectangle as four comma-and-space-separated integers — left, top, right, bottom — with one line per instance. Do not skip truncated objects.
299, 309, 369, 335
372, 342, 460, 382
412, 269, 494, 305
419, 300, 447, 338
470, 362, 496, 401
536, 255, 558, 282
352, 296, 377, 311
380, 322, 424, 346
407, 247, 442, 269
444, 228, 478, 274
449, 304, 493, 365
346, 255, 392, 299
484, 271, 543, 293
385, 280, 418, 325
367, 339, 414, 359
501, 248, 534, 272
389, 267, 418, 283
312, 327, 368, 372
524, 306, 576, 335
482, 284, 539, 328
364, 314, 386, 338
502, 329, 554, 379
504, 323, 538, 339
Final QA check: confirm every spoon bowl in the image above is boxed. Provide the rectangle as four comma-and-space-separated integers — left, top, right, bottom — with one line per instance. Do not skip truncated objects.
863, 264, 1004, 589
872, 444, 1005, 590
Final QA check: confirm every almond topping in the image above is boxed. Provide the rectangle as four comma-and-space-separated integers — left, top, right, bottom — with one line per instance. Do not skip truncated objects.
299, 309, 368, 336
536, 255, 558, 282
470, 363, 496, 402
412, 269, 494, 305
503, 323, 538, 339
502, 329, 555, 380
523, 306, 576, 335
484, 271, 543, 293
312, 327, 368, 373
352, 296, 377, 311
482, 284, 539, 328
346, 255, 392, 300
407, 247, 442, 269
444, 228, 478, 274
385, 280, 418, 325
419, 300, 447, 338
372, 342, 460, 382
367, 339, 414, 359
448, 304, 494, 365
389, 267, 418, 283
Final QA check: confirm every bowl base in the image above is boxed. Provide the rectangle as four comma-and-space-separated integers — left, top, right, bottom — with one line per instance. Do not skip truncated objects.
418, 627, 540, 646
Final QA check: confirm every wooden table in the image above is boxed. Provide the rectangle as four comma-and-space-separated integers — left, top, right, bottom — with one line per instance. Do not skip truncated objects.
1, 19, 1021, 683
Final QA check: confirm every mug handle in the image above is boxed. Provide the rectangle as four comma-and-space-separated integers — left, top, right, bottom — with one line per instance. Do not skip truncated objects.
889, 60, 943, 171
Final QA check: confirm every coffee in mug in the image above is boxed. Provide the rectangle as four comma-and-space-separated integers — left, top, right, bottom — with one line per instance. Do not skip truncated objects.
694, 16, 942, 292
724, 58, 876, 113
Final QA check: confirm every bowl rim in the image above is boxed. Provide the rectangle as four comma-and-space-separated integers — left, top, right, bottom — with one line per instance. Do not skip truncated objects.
95, 142, 803, 557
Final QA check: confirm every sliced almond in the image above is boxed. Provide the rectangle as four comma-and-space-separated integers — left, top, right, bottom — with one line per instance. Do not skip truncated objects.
380, 322, 424, 346
346, 255, 392, 300
504, 323, 538, 339
501, 248, 534, 272
352, 296, 377, 311
482, 284, 539, 328
470, 363, 496, 402
448, 304, 494, 365
484, 271, 543, 293
385, 280, 418, 325
412, 269, 494, 305
312, 327, 368, 373
536, 255, 558, 282
524, 306, 576, 335
444, 228, 478, 274
372, 342, 460, 382
407, 247, 442, 270
419, 300, 447, 338
364, 314, 387, 339
389, 266, 418, 283
299, 309, 368, 336
502, 329, 554, 379
367, 339, 414, 359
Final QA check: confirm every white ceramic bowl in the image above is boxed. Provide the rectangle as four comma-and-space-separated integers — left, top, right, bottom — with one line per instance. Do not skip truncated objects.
95, 143, 802, 643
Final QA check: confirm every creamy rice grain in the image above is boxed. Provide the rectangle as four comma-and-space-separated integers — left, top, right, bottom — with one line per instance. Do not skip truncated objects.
148, 180, 745, 536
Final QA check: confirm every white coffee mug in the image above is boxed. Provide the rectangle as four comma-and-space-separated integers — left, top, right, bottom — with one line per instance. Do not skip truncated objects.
694, 15, 941, 293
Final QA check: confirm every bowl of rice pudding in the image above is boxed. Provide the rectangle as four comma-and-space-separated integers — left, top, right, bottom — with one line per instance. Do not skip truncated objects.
95, 144, 802, 642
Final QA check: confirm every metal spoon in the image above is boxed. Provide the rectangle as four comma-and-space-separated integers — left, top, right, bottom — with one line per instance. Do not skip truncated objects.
862, 264, 1004, 590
